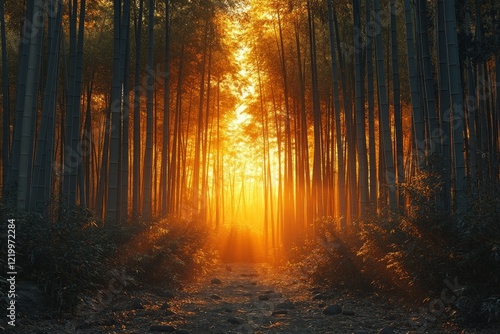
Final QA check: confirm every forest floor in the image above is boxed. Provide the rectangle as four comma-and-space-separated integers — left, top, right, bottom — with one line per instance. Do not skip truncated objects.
4, 263, 497, 334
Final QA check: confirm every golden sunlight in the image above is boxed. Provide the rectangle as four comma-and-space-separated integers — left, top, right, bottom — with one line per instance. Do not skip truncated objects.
211, 1, 277, 260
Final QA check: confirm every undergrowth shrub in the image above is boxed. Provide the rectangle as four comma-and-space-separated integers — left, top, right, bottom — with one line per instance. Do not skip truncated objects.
452, 185, 500, 325
357, 210, 426, 296
0, 200, 216, 313
294, 168, 500, 327
1, 202, 114, 312
290, 217, 370, 290
358, 174, 500, 325
119, 217, 217, 286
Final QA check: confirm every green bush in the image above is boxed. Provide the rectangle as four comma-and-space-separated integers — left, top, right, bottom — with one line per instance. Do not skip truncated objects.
120, 217, 217, 286
0, 200, 216, 313
357, 177, 500, 325
290, 216, 370, 291
0, 202, 115, 312
298, 170, 500, 327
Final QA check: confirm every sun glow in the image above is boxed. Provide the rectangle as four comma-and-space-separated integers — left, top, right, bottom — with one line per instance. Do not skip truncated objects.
200, 0, 286, 262
209, 2, 272, 259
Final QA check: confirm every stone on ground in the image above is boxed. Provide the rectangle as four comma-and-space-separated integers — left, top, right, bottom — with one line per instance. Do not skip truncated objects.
258, 294, 270, 300
272, 309, 288, 315
313, 292, 333, 301
174, 329, 190, 334
132, 298, 144, 309
164, 309, 176, 316
276, 301, 295, 309
323, 304, 342, 315
149, 324, 176, 332
153, 289, 175, 299
211, 278, 222, 284
227, 316, 244, 325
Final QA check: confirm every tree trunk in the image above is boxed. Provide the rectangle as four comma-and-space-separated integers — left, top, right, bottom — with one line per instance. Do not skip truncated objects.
391, 0, 405, 207
307, 0, 324, 224
161, 0, 170, 216
443, 0, 467, 213
16, 0, 45, 209
64, 0, 86, 206
417, 0, 440, 155
353, 0, 369, 214
0, 0, 10, 192
366, 0, 377, 207
120, 8, 131, 219
192, 17, 210, 217
373, 0, 397, 209
404, 0, 425, 166
326, 0, 346, 227
31, 0, 63, 208
334, 6, 357, 222
464, 0, 477, 189
436, 0, 451, 211
9, 2, 33, 195
133, 0, 144, 217
142, 0, 155, 220
107, 0, 124, 220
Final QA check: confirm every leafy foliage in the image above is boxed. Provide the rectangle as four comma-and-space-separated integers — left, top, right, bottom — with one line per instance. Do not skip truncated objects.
1, 202, 114, 312
0, 200, 215, 313
289, 217, 370, 291
118, 217, 217, 286
293, 171, 500, 326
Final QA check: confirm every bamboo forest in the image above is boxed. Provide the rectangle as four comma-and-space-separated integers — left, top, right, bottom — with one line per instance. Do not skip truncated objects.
1, 0, 499, 332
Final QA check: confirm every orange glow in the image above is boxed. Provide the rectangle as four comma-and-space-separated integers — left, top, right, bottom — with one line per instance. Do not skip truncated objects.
216, 226, 266, 262
217, 5, 265, 229
202, 1, 280, 259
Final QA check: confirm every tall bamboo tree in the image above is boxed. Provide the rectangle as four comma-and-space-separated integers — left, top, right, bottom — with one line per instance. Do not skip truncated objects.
142, 0, 155, 219
326, 0, 346, 226
307, 0, 323, 223
161, 0, 170, 216
31, 0, 63, 208
365, 0, 377, 207
391, 0, 404, 206
353, 0, 368, 214
133, 0, 144, 217
0, 0, 10, 191
404, 0, 425, 164
443, 0, 467, 213
16, 0, 45, 209
373, 0, 396, 209
107, 0, 125, 220
436, 0, 452, 210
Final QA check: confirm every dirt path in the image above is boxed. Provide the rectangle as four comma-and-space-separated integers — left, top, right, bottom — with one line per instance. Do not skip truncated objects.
81, 263, 490, 333
7, 263, 495, 333
165, 262, 414, 334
